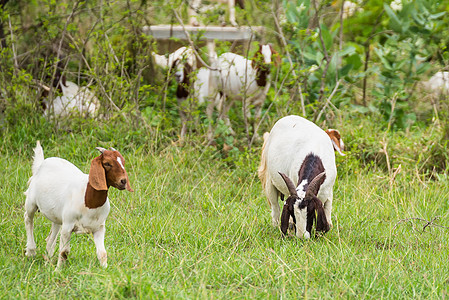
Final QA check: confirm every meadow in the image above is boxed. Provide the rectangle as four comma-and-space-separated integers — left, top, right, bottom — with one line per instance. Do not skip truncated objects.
1, 0, 449, 298
0, 113, 448, 299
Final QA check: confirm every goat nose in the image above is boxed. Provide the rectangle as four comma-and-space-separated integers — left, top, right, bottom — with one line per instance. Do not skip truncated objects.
120, 179, 127, 185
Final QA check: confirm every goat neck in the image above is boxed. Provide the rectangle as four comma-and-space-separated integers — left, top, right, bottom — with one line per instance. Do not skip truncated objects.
175, 61, 193, 99
251, 47, 271, 87
297, 153, 325, 197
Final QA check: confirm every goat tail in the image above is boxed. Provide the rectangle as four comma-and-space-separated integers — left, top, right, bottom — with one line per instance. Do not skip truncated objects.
32, 141, 45, 176
257, 132, 270, 191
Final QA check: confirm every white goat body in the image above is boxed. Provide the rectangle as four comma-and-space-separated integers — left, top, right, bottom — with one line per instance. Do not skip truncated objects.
216, 44, 275, 136
50, 80, 99, 117
24, 142, 132, 268
258, 115, 337, 238
42, 78, 100, 117
152, 46, 196, 70
422, 71, 449, 94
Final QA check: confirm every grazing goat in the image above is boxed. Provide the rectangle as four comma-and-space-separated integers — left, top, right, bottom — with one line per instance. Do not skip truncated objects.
171, 47, 222, 139
188, 0, 244, 27
258, 115, 337, 238
216, 44, 279, 137
41, 75, 100, 118
24, 142, 133, 268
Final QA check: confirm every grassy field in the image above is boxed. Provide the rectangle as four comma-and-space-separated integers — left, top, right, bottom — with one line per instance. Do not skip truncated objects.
1, 117, 449, 299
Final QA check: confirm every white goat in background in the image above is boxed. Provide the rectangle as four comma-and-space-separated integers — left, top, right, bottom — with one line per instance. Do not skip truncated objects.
24, 141, 133, 268
216, 44, 279, 138
152, 46, 196, 70
40, 75, 100, 118
258, 115, 339, 238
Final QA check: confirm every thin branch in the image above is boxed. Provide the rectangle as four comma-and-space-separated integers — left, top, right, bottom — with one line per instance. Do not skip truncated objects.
315, 78, 342, 122
271, 8, 306, 116
171, 8, 219, 71
393, 216, 449, 234
66, 32, 123, 115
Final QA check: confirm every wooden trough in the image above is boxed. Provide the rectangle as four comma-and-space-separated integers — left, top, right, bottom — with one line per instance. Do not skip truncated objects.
143, 25, 265, 56
142, 25, 264, 41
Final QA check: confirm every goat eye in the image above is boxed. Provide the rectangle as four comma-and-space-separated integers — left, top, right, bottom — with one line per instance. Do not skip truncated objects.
104, 162, 112, 168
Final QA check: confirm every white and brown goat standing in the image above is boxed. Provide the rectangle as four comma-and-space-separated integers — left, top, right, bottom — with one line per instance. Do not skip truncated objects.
24, 142, 133, 268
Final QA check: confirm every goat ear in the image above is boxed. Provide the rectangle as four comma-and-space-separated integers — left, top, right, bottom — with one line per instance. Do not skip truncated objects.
184, 62, 192, 76
61, 74, 67, 87
305, 172, 326, 197
269, 44, 281, 67
278, 172, 298, 197
89, 156, 108, 191
124, 169, 134, 192
313, 198, 330, 233
171, 58, 179, 70
326, 129, 345, 156
280, 203, 290, 236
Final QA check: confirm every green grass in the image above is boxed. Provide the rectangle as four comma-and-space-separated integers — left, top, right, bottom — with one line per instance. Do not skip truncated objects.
1, 119, 449, 299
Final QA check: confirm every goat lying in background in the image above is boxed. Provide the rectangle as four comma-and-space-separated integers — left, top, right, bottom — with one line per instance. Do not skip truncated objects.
421, 71, 449, 96
216, 44, 279, 138
258, 115, 338, 238
40, 74, 100, 118
24, 142, 133, 268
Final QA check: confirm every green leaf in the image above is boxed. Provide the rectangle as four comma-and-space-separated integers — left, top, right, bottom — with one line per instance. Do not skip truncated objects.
339, 63, 353, 77
345, 54, 363, 71
383, 3, 403, 33
339, 45, 356, 57
320, 25, 333, 51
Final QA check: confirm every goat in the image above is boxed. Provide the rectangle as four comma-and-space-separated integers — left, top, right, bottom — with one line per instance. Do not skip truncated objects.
170, 47, 222, 139
151, 46, 196, 70
421, 71, 449, 94
420, 71, 449, 117
216, 44, 279, 138
258, 115, 337, 238
24, 141, 133, 268
188, 0, 245, 27
40, 75, 100, 118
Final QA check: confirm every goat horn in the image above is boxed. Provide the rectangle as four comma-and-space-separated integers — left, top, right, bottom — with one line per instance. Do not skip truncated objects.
109, 147, 117, 151
278, 172, 298, 197
95, 147, 106, 153
306, 172, 326, 197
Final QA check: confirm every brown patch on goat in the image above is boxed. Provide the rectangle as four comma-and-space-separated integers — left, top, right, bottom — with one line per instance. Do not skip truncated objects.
297, 153, 325, 191
86, 149, 133, 209
174, 60, 193, 99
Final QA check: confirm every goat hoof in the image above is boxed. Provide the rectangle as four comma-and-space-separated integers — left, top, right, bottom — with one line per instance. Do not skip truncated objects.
25, 249, 36, 257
